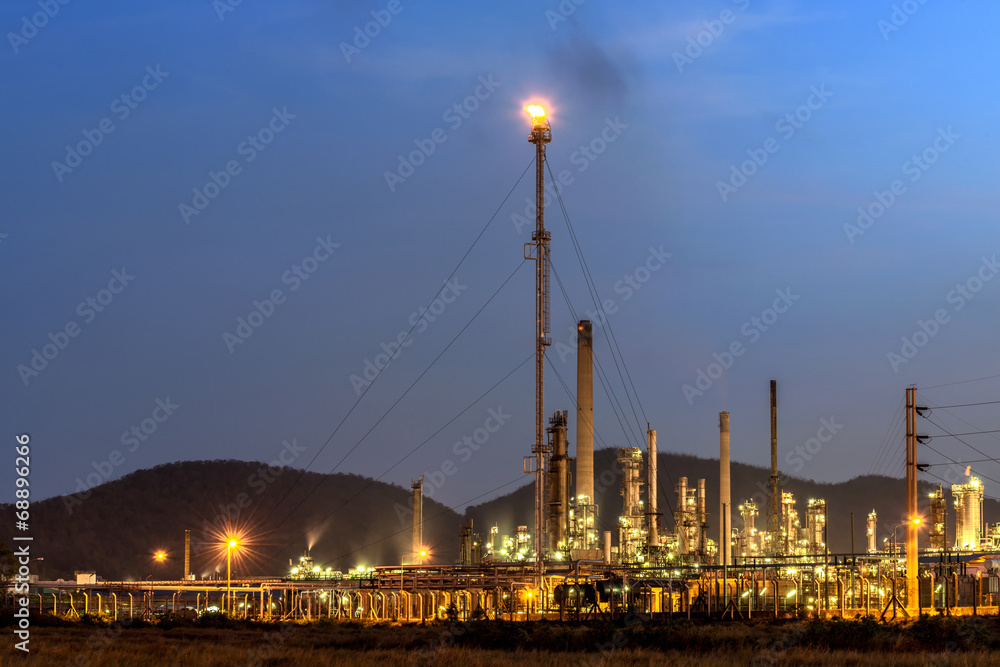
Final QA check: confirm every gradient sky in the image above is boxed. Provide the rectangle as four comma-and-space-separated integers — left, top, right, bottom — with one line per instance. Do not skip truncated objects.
3, 1, 1000, 516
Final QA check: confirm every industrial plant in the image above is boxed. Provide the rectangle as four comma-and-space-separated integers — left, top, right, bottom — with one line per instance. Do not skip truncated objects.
21, 105, 1000, 624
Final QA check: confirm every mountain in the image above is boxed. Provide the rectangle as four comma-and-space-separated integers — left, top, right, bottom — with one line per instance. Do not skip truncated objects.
0, 460, 461, 581
465, 448, 999, 554
6, 452, 992, 581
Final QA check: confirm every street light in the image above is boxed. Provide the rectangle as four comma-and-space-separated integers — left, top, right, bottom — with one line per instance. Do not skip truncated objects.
400, 549, 428, 591
226, 537, 239, 616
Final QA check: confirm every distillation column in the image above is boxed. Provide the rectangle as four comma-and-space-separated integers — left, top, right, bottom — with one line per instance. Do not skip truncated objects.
548, 411, 569, 553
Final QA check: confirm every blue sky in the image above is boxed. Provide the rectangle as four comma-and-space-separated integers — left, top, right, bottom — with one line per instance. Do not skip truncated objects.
3, 0, 1000, 515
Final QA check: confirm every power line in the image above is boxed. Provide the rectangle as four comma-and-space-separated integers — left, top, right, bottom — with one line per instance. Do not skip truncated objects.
546, 162, 649, 436
258, 160, 534, 522
922, 416, 1000, 469
264, 354, 534, 561
923, 400, 1000, 409
263, 259, 528, 536
922, 374, 1000, 389
308, 475, 531, 568
920, 441, 1000, 487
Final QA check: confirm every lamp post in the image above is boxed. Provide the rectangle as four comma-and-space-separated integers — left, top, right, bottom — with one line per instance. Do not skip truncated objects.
226, 538, 238, 616
884, 517, 921, 618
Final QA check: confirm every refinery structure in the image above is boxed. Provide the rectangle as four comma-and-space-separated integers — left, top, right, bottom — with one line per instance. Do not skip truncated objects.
22, 105, 1000, 623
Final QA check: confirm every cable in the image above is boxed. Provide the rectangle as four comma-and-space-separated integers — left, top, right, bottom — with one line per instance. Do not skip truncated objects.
923, 469, 1000, 503
283, 352, 533, 539
546, 162, 649, 437
259, 160, 534, 522
923, 428, 1000, 438
920, 441, 1000, 487
923, 374, 1000, 389
545, 355, 677, 532
922, 400, 1000, 409
923, 416, 1000, 469
550, 261, 643, 449
869, 397, 905, 476
263, 260, 528, 536
302, 475, 529, 567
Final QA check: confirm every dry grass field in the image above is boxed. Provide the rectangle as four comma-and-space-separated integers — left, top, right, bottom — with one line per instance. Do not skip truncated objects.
4, 614, 1000, 665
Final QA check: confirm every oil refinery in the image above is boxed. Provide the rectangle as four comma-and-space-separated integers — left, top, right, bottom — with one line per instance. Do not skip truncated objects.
23, 105, 1000, 625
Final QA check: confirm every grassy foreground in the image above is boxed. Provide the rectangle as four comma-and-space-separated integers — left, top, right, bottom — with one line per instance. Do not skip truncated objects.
4, 613, 1000, 665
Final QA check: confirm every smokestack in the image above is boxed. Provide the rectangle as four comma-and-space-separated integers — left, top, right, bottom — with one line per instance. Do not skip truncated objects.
184, 530, 191, 580
719, 412, 731, 566
412, 476, 423, 559
603, 531, 612, 564
647, 427, 659, 548
767, 380, 781, 552
576, 320, 594, 504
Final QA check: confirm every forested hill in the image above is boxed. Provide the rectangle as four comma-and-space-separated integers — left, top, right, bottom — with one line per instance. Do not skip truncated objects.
0, 460, 461, 581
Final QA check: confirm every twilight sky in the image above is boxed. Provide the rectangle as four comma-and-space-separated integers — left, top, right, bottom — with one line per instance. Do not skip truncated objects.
3, 1, 1000, 515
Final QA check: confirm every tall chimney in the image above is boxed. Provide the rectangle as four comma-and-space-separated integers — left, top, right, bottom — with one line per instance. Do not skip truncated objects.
576, 320, 594, 505
184, 529, 191, 580
412, 476, 424, 560
719, 412, 731, 566
768, 381, 781, 552
647, 426, 659, 547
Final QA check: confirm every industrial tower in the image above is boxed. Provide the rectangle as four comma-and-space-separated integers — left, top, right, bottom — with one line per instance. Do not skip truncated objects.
525, 105, 552, 584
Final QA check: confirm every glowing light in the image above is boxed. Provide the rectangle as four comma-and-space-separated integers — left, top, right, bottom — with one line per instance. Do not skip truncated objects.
786, 590, 797, 598
154, 552, 166, 561
526, 105, 546, 119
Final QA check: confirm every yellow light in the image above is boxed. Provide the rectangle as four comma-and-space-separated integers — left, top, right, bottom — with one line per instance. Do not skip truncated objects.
419, 550, 427, 558
526, 105, 546, 119
155, 552, 165, 561
912, 517, 922, 525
